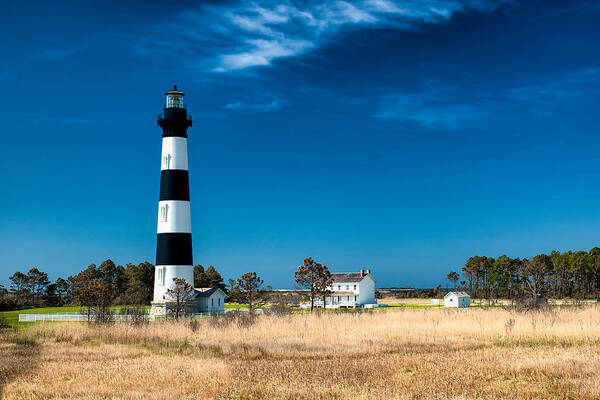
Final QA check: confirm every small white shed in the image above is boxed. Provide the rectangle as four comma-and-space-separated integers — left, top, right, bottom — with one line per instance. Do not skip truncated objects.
193, 287, 227, 314
444, 291, 470, 308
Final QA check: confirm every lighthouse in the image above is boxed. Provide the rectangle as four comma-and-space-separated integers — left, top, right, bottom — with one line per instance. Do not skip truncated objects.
151, 86, 194, 316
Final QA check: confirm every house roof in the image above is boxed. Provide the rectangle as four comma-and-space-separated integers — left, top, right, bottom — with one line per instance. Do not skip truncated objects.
331, 273, 367, 283
193, 287, 226, 298
444, 291, 470, 298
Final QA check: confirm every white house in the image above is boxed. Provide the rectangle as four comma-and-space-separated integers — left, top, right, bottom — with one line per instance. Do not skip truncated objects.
444, 291, 471, 308
193, 287, 227, 314
314, 269, 377, 308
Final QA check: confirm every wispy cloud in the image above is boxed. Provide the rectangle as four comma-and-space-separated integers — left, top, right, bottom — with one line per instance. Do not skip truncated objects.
372, 85, 491, 128
225, 99, 285, 112
373, 68, 600, 129
507, 68, 600, 106
138, 0, 508, 73
29, 46, 87, 60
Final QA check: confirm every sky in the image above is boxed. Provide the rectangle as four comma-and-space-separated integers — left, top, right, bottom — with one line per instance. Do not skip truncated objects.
1, 0, 600, 289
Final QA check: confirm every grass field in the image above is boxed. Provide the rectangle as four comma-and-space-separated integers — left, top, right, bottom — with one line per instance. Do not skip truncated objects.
0, 306, 88, 327
1, 305, 600, 399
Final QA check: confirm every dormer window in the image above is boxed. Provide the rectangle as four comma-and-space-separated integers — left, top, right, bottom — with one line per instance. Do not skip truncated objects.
160, 204, 169, 222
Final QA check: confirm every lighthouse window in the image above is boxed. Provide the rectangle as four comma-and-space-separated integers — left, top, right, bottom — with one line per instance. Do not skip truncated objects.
157, 268, 164, 285
162, 155, 171, 169
160, 204, 168, 222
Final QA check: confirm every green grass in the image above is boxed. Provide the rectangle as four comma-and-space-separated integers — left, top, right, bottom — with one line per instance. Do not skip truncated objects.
1, 304, 251, 327
0, 305, 156, 327
0, 306, 87, 327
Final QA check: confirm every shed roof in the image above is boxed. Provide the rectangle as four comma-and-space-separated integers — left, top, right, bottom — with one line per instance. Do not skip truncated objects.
444, 291, 470, 298
193, 287, 226, 298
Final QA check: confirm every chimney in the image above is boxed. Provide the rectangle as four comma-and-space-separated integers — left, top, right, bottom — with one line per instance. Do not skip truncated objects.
360, 269, 365, 277
211, 279, 219, 288
366, 269, 371, 275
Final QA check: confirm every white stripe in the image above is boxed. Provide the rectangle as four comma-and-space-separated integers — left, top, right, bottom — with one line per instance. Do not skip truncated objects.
157, 200, 191, 233
153, 265, 194, 302
161, 137, 188, 171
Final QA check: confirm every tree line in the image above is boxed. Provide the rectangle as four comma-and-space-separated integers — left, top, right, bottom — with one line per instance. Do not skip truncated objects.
3, 255, 355, 314
446, 247, 600, 301
1, 260, 227, 311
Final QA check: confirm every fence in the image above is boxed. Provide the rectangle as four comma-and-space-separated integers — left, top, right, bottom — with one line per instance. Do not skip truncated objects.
19, 312, 136, 322
18, 309, 242, 322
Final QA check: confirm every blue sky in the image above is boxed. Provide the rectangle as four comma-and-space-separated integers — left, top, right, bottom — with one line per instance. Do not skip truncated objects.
2, 0, 600, 288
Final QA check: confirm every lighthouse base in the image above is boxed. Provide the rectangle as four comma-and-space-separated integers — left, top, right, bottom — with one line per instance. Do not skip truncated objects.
150, 300, 198, 320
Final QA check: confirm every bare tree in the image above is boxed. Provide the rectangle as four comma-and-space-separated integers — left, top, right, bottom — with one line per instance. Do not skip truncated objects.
165, 278, 195, 320
520, 258, 547, 305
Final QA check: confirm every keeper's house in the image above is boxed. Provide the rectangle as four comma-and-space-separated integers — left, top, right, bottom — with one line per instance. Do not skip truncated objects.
315, 269, 376, 308
444, 291, 471, 308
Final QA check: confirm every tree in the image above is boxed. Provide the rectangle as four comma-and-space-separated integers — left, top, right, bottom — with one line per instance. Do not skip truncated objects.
205, 266, 225, 289
44, 283, 60, 306
194, 264, 225, 290
294, 257, 331, 311
9, 272, 28, 305
55, 278, 71, 305
165, 278, 194, 320
315, 264, 333, 308
446, 271, 459, 290
521, 257, 548, 303
76, 281, 115, 323
122, 262, 154, 305
234, 272, 268, 313
194, 264, 209, 288
226, 278, 243, 303
26, 268, 50, 307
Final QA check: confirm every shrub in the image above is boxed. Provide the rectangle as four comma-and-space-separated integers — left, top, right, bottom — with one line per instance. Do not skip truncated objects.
210, 310, 257, 329
0, 314, 10, 329
0, 297, 19, 311
119, 306, 149, 327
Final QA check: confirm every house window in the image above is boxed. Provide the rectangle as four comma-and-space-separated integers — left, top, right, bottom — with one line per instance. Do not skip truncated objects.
211, 298, 214, 307
157, 268, 164, 285
162, 154, 171, 169
355, 295, 357, 301
160, 204, 169, 222
346, 285, 349, 290
218, 298, 221, 306
353, 285, 356, 290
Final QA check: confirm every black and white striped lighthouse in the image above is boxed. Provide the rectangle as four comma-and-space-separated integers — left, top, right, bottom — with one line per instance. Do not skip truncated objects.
152, 86, 194, 306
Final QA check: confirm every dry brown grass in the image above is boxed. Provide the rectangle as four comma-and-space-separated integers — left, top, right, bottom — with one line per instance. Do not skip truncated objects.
2, 306, 600, 399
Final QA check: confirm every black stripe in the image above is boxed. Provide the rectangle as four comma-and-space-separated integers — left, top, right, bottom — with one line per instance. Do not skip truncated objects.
158, 108, 192, 138
160, 170, 190, 201
156, 233, 193, 266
